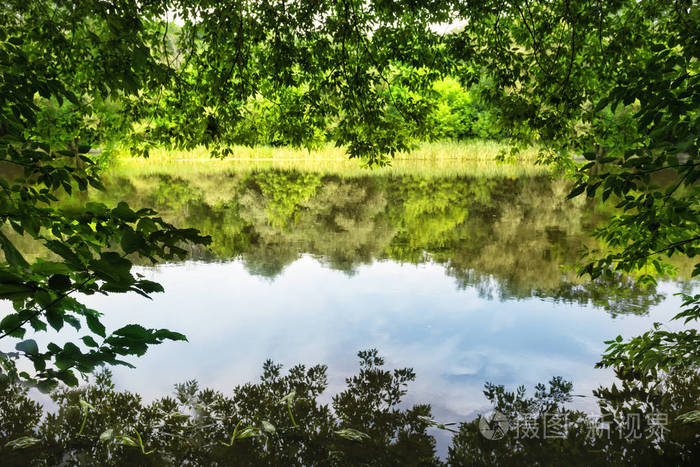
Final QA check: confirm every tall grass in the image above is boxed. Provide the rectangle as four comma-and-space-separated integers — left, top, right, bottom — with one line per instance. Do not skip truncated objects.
112, 140, 546, 178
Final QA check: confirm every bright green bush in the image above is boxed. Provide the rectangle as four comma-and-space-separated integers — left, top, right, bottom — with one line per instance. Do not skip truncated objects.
428, 76, 503, 140
230, 66, 508, 148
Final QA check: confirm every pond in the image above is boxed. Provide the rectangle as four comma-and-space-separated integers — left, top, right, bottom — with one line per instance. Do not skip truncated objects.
2, 162, 694, 460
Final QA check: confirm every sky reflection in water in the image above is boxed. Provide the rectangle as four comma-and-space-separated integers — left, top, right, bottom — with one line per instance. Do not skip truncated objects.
3, 168, 693, 456
80, 256, 684, 423
9, 169, 690, 418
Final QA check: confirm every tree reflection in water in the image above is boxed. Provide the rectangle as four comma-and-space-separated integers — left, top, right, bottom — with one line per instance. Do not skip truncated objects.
48, 169, 695, 317
4, 169, 696, 464
1, 350, 698, 466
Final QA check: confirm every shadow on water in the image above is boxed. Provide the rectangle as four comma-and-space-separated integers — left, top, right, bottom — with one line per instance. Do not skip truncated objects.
1, 350, 698, 466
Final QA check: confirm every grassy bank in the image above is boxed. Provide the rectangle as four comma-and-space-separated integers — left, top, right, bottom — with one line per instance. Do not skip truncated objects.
112, 140, 547, 178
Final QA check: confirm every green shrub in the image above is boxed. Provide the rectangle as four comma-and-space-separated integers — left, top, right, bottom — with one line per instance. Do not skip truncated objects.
428, 76, 503, 140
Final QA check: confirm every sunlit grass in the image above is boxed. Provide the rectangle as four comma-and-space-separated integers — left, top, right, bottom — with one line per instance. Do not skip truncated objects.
111, 140, 547, 178
116, 140, 539, 161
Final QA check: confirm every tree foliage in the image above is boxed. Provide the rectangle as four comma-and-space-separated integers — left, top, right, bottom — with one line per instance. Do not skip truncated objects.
449, 364, 700, 466
1, 0, 698, 385
1, 351, 697, 466
0, 350, 441, 466
0, 1, 210, 387
444, 0, 699, 371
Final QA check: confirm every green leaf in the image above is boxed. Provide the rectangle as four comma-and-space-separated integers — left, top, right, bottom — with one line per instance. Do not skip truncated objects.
33, 355, 46, 372
335, 428, 370, 441
86, 314, 106, 338
0, 283, 35, 299
44, 240, 83, 267
82, 335, 99, 347
0, 314, 26, 338
567, 184, 586, 199
91, 252, 132, 283
85, 202, 109, 216
236, 427, 259, 439
16, 339, 39, 355
56, 370, 79, 386
46, 308, 64, 331
136, 217, 158, 234
35, 290, 53, 308
117, 435, 139, 447
29, 317, 47, 332
135, 280, 164, 294
153, 329, 187, 342
79, 398, 96, 412
0, 269, 22, 282
5, 436, 40, 450
99, 429, 114, 442
48, 274, 71, 291
0, 230, 29, 268
121, 229, 146, 254
31, 261, 72, 275
112, 202, 138, 222
37, 379, 58, 394
261, 420, 276, 434
113, 324, 149, 339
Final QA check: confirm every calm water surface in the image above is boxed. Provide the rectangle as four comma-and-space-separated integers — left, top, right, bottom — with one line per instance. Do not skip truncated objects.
86, 258, 684, 416
5, 165, 693, 452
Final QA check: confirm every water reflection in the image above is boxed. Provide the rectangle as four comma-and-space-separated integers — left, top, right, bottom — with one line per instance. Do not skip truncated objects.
65, 168, 692, 315
4, 167, 697, 462
1, 351, 697, 466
